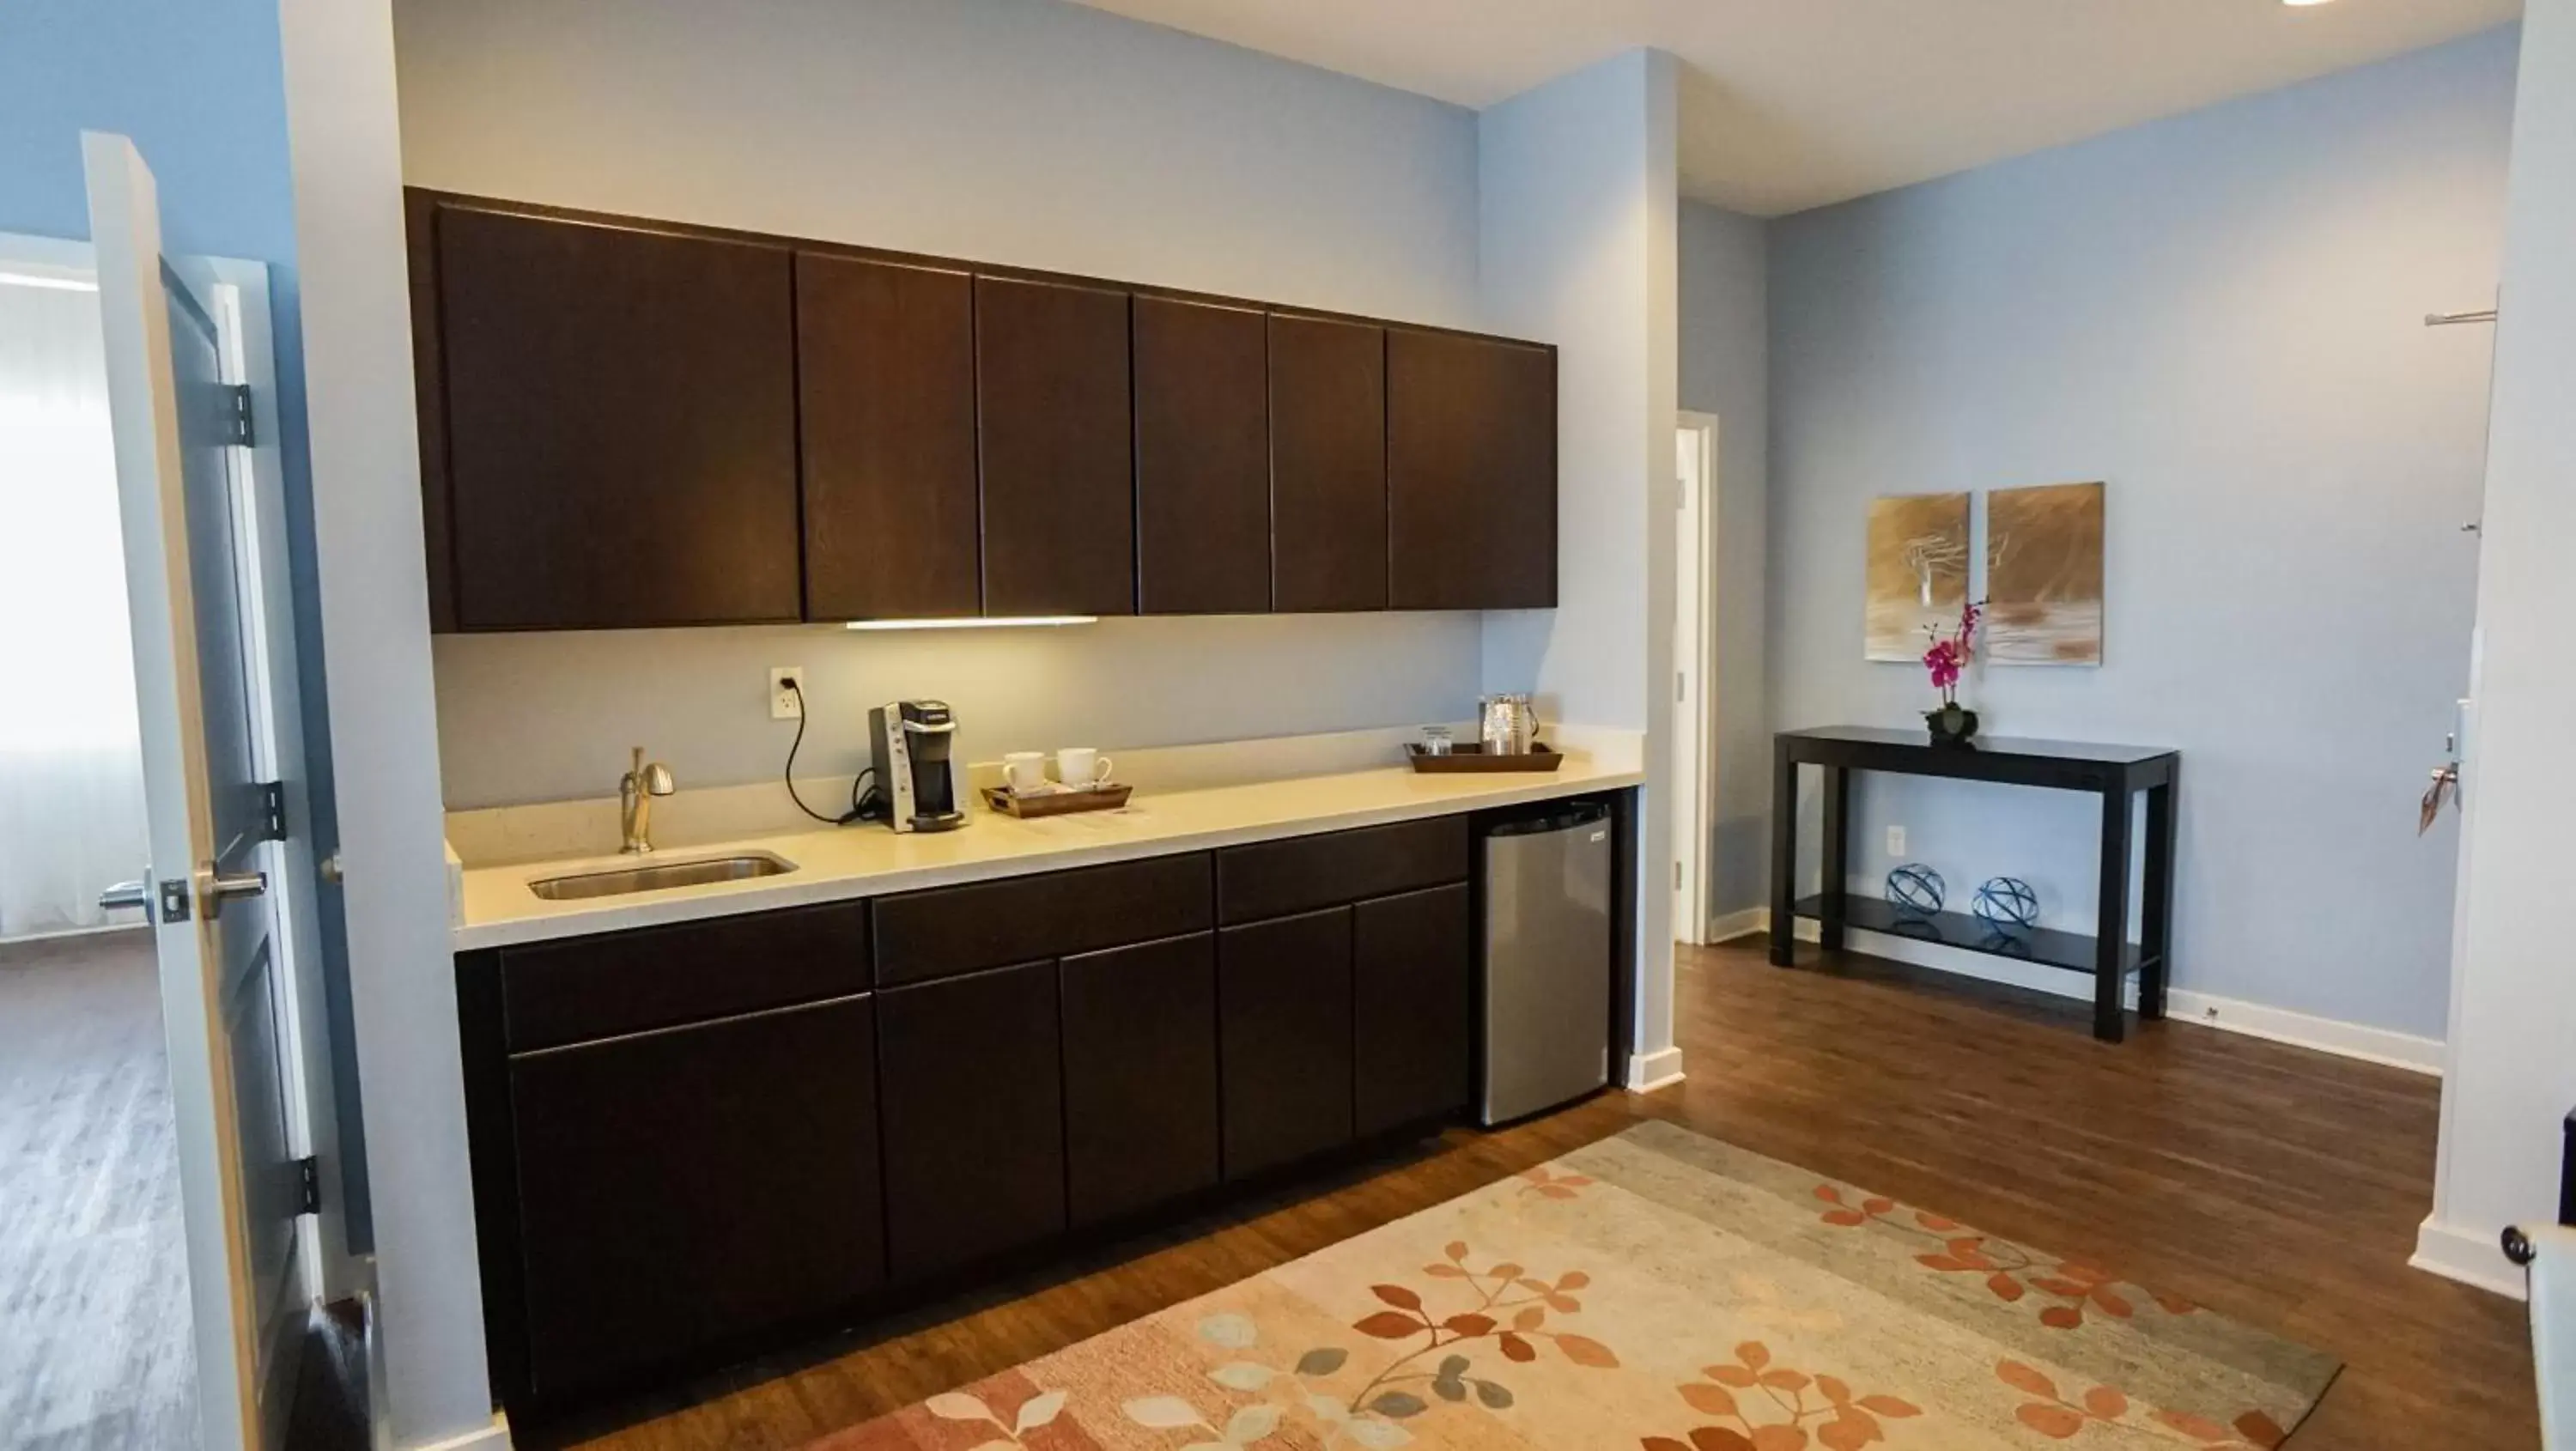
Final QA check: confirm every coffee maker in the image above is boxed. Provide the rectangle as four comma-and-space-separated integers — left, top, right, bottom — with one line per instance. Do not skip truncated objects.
868, 700, 966, 833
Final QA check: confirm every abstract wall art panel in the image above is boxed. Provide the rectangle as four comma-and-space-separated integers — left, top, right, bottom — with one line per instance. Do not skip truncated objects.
1864, 491, 1971, 661
1986, 481, 2105, 665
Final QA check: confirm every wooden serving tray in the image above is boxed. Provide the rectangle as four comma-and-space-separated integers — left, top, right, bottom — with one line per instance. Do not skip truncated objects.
981, 783, 1134, 818
1406, 743, 1564, 774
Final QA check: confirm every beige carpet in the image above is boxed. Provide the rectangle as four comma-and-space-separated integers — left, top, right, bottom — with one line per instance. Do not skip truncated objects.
810, 1120, 2336, 1449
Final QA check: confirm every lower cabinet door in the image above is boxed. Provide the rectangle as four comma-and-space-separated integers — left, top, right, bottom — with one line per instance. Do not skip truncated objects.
1060, 932, 1220, 1227
876, 961, 1067, 1282
1218, 907, 1354, 1179
508, 994, 882, 1402
1353, 883, 1473, 1137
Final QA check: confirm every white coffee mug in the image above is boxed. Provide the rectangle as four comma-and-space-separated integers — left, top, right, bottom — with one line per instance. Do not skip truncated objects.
1054, 747, 1114, 786
1002, 751, 1049, 794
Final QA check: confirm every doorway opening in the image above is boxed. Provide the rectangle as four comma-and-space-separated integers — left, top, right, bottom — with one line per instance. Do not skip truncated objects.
1672, 413, 1717, 945
0, 236, 197, 1447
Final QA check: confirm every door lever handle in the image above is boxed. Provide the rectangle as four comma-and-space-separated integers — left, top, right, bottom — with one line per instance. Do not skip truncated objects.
97, 879, 152, 915
199, 865, 268, 920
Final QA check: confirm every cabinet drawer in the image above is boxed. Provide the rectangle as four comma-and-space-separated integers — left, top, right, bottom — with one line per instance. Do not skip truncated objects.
872, 853, 1211, 987
1217, 817, 1468, 925
500, 901, 870, 1052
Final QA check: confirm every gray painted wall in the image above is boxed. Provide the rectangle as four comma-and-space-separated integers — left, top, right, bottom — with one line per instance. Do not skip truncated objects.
1678, 202, 1770, 921
1765, 29, 2518, 1038
393, 0, 1492, 809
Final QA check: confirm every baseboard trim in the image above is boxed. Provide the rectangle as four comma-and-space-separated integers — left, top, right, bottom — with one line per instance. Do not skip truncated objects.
2411, 1216, 2527, 1300
1753, 912, 2444, 1075
1625, 1045, 1686, 1093
2162, 990, 2443, 1076
1707, 908, 1766, 944
401, 1414, 512, 1451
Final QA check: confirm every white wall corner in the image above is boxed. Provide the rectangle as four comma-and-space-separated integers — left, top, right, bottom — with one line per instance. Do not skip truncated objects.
1626, 1046, 1686, 1094
2412, 1216, 2529, 1300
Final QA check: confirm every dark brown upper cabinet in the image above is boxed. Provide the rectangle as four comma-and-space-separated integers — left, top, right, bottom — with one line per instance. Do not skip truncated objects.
975, 276, 1136, 617
798, 253, 979, 621
408, 191, 1558, 628
422, 201, 800, 630
1387, 329, 1557, 610
1133, 298, 1271, 614
1268, 314, 1388, 612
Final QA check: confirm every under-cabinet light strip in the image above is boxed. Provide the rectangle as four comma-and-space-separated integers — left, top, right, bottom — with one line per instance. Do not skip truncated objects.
843, 616, 1097, 632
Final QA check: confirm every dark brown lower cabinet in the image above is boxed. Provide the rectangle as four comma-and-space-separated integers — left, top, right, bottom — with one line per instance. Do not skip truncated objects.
1353, 883, 1473, 1137
876, 961, 1066, 1283
1060, 932, 1221, 1226
1218, 908, 1355, 1179
507, 994, 882, 1402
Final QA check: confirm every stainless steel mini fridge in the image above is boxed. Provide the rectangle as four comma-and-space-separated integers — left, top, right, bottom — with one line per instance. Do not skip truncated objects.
1479, 799, 1613, 1126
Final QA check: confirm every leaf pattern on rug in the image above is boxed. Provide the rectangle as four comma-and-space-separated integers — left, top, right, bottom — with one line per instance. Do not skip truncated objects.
1995, 1361, 2288, 1448
1121, 1249, 1618, 1448
923, 1386, 1068, 1447
1814, 1185, 2198, 1330
1516, 1166, 1595, 1200
1641, 1341, 1923, 1451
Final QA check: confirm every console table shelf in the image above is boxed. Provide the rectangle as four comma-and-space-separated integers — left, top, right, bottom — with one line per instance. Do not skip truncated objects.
1787, 895, 2152, 979
1771, 726, 2179, 1043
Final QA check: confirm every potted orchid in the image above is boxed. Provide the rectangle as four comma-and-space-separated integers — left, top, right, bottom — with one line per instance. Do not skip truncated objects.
1923, 599, 1983, 745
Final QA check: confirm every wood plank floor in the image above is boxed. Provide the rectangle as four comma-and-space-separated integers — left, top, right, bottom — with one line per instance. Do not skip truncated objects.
0, 929, 196, 1450
524, 938, 2538, 1450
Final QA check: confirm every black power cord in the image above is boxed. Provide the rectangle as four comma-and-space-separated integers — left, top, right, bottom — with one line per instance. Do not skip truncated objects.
781, 678, 887, 826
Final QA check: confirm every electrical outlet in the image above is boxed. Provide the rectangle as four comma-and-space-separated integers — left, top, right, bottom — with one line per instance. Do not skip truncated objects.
1886, 824, 1907, 857
769, 667, 805, 721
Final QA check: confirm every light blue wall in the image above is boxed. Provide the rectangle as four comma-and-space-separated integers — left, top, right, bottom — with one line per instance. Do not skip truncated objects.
1, 0, 368, 1238
1766, 29, 2518, 1037
1679, 201, 1770, 921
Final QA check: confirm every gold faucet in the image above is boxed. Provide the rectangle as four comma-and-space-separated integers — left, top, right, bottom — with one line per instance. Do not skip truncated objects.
619, 746, 676, 854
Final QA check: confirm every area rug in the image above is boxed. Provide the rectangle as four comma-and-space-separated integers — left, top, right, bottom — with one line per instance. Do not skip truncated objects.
810, 1120, 2337, 1450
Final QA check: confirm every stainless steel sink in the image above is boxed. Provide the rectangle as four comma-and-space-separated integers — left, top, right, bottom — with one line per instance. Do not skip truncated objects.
527, 853, 795, 902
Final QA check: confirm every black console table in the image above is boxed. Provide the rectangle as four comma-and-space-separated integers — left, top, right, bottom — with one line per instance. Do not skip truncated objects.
1768, 726, 2178, 1043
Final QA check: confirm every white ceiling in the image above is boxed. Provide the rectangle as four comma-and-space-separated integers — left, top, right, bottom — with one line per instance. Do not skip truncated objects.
1069, 0, 2521, 216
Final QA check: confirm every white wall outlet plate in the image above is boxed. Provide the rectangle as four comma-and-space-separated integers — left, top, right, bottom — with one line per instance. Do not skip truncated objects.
769, 667, 805, 721
1886, 825, 1907, 857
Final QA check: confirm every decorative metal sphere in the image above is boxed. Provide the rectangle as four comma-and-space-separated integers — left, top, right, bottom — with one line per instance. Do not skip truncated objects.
1884, 863, 1945, 919
1972, 876, 2039, 930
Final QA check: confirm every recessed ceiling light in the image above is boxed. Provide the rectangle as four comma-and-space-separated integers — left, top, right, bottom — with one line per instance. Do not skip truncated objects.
2281, 0, 2336, 7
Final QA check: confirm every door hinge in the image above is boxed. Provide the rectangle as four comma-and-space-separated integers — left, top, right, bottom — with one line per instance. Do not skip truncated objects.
295, 1156, 321, 1215
222, 383, 255, 446
1674, 860, 1683, 890
256, 780, 287, 841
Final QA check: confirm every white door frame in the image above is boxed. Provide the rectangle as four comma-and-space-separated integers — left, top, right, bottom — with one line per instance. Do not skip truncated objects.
1672, 412, 1718, 945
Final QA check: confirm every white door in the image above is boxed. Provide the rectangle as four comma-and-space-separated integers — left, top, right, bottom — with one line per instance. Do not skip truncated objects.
85, 131, 313, 1451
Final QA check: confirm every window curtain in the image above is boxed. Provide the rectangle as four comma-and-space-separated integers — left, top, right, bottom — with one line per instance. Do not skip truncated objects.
0, 278, 148, 939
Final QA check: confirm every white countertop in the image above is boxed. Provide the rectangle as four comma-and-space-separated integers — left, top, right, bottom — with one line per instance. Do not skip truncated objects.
451, 756, 1641, 952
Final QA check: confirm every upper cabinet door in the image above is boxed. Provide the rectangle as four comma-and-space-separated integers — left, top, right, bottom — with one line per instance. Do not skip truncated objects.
975, 276, 1136, 616
1268, 314, 1387, 612
429, 203, 799, 629
799, 253, 979, 621
1134, 297, 1271, 614
1387, 331, 1557, 610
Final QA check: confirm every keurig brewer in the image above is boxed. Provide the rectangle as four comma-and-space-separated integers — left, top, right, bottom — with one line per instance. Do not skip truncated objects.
867, 700, 966, 833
